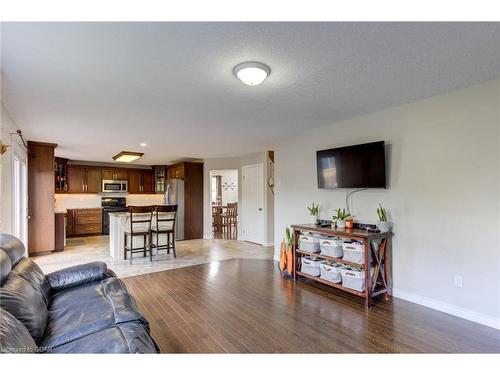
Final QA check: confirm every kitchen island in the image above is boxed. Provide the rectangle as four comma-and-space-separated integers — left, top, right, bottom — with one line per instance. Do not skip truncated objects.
109, 212, 172, 260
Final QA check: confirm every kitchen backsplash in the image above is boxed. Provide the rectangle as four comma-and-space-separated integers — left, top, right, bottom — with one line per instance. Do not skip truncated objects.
55, 193, 165, 209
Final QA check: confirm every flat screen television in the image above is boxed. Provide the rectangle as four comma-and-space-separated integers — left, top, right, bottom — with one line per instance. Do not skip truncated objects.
317, 141, 386, 189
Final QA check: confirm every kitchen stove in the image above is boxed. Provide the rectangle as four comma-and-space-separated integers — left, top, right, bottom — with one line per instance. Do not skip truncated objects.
101, 197, 127, 235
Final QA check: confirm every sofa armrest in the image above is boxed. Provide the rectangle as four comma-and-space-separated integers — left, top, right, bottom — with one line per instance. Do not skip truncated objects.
47, 262, 112, 292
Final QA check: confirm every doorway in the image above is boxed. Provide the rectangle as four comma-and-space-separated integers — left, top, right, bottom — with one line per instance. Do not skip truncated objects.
241, 163, 265, 245
210, 169, 239, 240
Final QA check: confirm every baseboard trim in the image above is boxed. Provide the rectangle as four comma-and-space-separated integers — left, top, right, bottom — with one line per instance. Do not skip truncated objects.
392, 288, 500, 330
203, 235, 214, 240
263, 241, 274, 247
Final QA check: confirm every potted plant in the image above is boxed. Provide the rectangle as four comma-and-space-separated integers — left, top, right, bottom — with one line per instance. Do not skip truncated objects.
376, 203, 391, 232
307, 202, 319, 225
332, 208, 350, 229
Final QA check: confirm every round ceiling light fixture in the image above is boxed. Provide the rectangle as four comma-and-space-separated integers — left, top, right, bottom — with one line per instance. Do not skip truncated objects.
233, 61, 271, 86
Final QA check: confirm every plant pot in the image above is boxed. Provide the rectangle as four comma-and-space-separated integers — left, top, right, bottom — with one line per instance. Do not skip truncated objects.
336, 219, 346, 229
345, 218, 354, 229
309, 215, 318, 225
377, 221, 391, 233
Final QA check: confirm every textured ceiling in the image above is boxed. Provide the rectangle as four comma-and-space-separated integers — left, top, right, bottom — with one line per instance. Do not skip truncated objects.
1, 22, 499, 164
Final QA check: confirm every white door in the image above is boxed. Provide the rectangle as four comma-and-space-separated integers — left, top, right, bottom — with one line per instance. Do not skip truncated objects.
12, 154, 28, 248
242, 164, 264, 245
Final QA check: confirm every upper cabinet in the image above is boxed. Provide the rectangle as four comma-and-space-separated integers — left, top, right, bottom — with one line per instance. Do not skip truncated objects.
55, 157, 68, 193
58, 162, 165, 195
85, 168, 102, 193
102, 168, 129, 181
129, 169, 154, 194
167, 163, 185, 179
153, 165, 167, 193
66, 165, 102, 193
66, 165, 85, 193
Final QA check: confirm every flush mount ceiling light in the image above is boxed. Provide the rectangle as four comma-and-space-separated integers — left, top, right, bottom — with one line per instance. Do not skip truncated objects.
112, 151, 144, 163
233, 61, 271, 86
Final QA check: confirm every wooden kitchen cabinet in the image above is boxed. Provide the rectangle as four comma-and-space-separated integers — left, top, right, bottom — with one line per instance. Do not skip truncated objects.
128, 170, 142, 194
66, 165, 102, 193
71, 208, 102, 236
129, 169, 154, 193
115, 169, 129, 180
66, 209, 75, 236
66, 165, 85, 193
101, 169, 114, 180
142, 170, 154, 193
153, 165, 167, 193
28, 141, 57, 255
167, 163, 185, 179
85, 168, 102, 193
102, 168, 128, 181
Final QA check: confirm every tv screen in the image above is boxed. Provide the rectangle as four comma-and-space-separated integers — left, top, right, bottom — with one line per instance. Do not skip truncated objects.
317, 141, 386, 189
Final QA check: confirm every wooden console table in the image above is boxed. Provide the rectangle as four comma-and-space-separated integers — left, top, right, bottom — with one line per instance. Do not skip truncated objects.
291, 224, 392, 308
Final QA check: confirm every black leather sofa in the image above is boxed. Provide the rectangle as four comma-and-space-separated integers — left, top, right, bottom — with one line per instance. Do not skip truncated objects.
0, 234, 159, 353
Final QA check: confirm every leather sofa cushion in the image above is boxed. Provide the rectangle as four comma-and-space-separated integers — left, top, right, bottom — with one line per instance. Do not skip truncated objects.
46, 262, 109, 293
42, 277, 146, 349
0, 234, 26, 266
0, 274, 48, 344
10, 258, 51, 306
0, 308, 38, 353
49, 322, 158, 353
0, 249, 11, 284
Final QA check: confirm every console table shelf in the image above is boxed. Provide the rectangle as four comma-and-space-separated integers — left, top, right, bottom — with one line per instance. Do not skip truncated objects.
291, 224, 392, 308
296, 249, 365, 268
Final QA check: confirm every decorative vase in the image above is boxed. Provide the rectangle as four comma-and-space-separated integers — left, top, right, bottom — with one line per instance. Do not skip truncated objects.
310, 215, 318, 225
336, 219, 346, 229
377, 221, 391, 233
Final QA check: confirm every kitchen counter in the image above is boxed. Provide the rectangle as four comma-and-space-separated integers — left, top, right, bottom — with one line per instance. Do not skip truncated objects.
54, 208, 68, 214
109, 212, 173, 260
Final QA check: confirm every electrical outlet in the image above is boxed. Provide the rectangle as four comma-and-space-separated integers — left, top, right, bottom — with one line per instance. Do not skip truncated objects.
453, 275, 463, 288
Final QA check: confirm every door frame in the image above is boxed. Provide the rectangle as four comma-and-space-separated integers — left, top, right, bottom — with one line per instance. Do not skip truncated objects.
241, 163, 266, 245
209, 169, 239, 239
11, 142, 28, 252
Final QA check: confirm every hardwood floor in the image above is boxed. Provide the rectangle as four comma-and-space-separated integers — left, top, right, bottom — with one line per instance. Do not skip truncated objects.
122, 258, 500, 353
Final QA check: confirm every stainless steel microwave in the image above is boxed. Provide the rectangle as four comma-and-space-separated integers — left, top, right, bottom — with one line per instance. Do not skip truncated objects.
102, 180, 128, 193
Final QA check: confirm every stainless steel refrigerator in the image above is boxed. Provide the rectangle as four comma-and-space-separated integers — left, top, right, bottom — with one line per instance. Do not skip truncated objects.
165, 179, 185, 240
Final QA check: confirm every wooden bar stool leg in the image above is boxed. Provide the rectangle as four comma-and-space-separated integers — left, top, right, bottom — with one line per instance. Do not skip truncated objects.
129, 235, 133, 265
156, 231, 159, 260
172, 235, 176, 258
124, 233, 127, 260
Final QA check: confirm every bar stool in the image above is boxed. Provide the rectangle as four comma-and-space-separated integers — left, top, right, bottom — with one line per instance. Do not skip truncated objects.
150, 205, 177, 259
124, 205, 154, 264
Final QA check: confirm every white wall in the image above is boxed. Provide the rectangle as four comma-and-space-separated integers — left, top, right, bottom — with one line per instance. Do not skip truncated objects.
273, 80, 500, 328
203, 152, 274, 245
55, 193, 164, 209
211, 169, 238, 205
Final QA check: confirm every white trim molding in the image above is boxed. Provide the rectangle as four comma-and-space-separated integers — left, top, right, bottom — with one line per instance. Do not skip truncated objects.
203, 234, 214, 240
392, 288, 500, 330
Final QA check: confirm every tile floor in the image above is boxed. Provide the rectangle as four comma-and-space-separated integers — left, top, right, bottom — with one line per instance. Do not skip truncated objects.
32, 235, 274, 278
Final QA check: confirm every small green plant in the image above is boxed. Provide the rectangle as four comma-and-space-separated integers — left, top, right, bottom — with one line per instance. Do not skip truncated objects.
307, 202, 319, 215
285, 227, 293, 247
376, 203, 388, 222
332, 208, 350, 221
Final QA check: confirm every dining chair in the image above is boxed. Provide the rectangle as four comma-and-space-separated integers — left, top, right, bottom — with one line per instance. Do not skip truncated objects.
221, 202, 238, 237
124, 205, 154, 264
150, 205, 177, 259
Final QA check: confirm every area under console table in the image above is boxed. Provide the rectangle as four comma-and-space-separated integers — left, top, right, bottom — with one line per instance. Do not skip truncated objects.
291, 224, 392, 308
